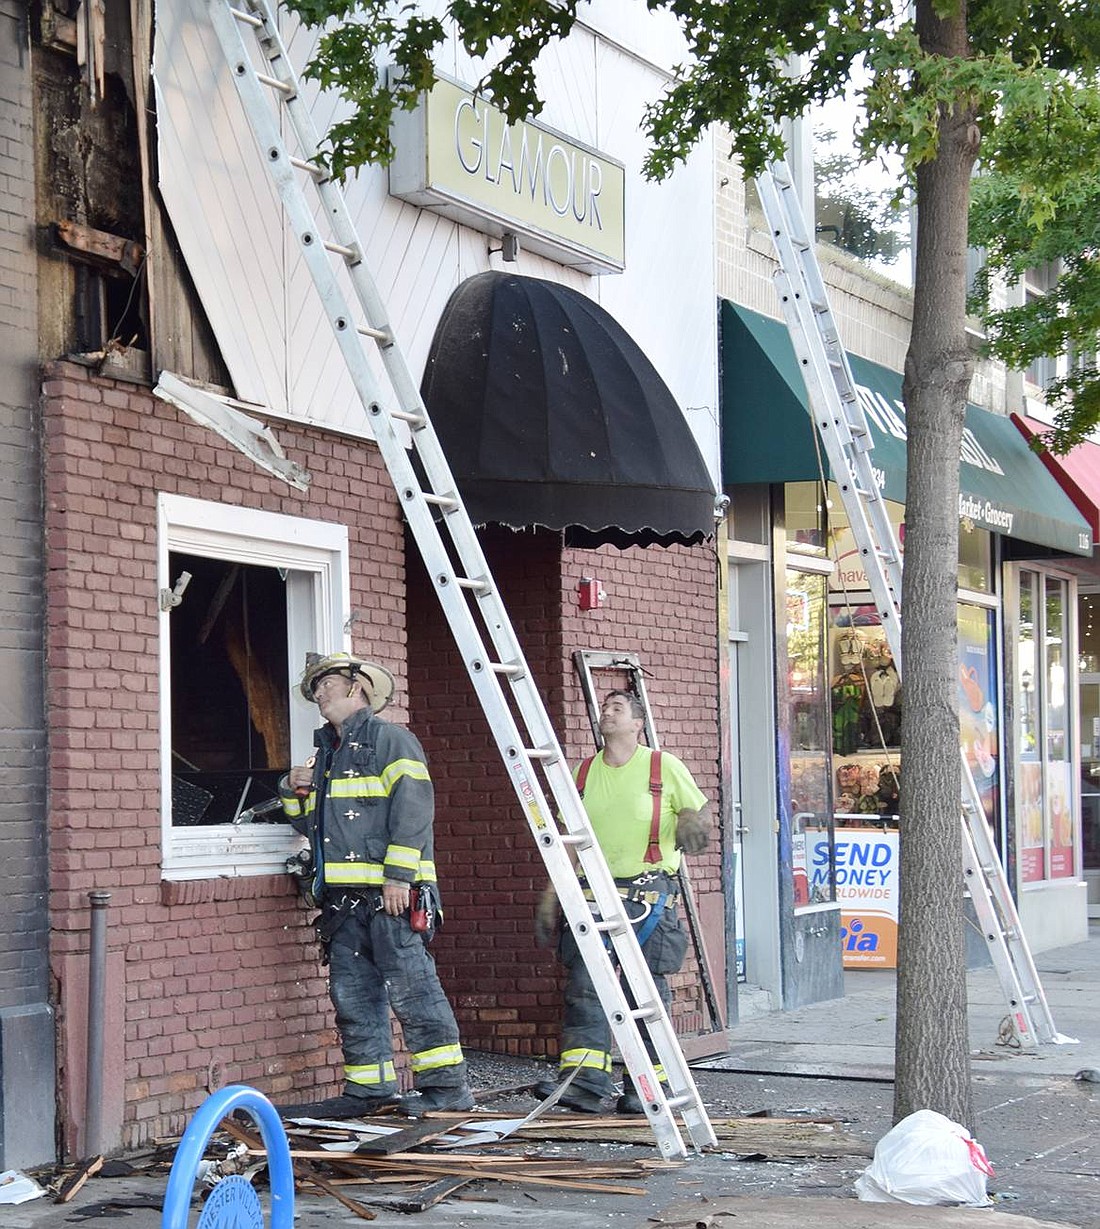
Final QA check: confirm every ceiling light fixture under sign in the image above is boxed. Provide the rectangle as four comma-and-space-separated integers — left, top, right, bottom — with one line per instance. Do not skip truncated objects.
578, 577, 605, 610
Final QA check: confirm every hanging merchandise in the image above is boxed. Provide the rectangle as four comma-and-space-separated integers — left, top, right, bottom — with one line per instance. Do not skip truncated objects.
831, 670, 865, 755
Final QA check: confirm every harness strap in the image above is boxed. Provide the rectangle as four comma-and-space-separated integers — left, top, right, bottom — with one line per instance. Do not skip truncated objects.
634, 894, 668, 946
577, 750, 663, 865
576, 755, 595, 796
645, 750, 663, 864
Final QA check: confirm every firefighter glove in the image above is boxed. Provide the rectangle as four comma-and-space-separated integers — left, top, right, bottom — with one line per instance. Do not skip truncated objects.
535, 884, 561, 947
675, 806, 711, 855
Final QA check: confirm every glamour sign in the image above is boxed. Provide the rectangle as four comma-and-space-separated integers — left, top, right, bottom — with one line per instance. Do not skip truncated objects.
389, 76, 626, 273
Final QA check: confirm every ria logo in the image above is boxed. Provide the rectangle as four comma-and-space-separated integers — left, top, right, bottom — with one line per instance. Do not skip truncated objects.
840, 917, 880, 953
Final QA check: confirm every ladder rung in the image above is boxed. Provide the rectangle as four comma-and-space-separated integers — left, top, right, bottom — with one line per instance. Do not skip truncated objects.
524, 748, 557, 761
354, 322, 389, 342
489, 662, 524, 677
229, 6, 263, 27
665, 1093, 694, 1111
557, 833, 593, 850
421, 493, 459, 510
323, 239, 359, 260
255, 71, 293, 95
594, 918, 628, 936
454, 577, 491, 594
387, 406, 425, 425
290, 155, 325, 179
629, 1004, 661, 1023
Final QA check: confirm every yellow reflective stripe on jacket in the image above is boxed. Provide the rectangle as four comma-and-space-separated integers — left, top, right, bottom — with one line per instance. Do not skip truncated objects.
345, 1061, 396, 1087
325, 862, 386, 885
386, 843, 421, 873
324, 860, 439, 885
327, 758, 430, 800
409, 1043, 464, 1073
560, 1048, 612, 1074
280, 794, 309, 819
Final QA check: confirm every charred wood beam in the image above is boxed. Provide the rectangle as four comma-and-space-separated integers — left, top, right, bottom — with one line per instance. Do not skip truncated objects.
55, 218, 144, 277
36, 2, 78, 53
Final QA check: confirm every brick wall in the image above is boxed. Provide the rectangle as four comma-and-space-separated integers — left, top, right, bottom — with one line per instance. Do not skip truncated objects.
409, 527, 723, 1056
42, 362, 409, 1152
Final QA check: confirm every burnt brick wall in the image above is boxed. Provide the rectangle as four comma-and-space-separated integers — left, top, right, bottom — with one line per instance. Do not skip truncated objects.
409, 527, 723, 1055
42, 362, 410, 1152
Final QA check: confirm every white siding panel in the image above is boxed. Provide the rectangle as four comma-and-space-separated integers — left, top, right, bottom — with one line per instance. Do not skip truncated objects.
153, 0, 718, 488
591, 43, 719, 487
154, 0, 290, 413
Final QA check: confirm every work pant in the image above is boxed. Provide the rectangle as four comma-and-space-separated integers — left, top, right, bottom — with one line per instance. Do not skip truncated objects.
325, 903, 466, 1098
556, 894, 689, 1097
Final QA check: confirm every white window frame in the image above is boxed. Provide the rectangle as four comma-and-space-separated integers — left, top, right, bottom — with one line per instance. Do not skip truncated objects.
157, 494, 350, 880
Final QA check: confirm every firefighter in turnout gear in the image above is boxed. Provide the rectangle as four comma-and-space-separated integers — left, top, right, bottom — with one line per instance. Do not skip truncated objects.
277, 652, 473, 1119
534, 690, 710, 1115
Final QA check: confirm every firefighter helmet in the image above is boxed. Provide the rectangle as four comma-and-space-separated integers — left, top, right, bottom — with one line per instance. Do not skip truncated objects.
299, 652, 395, 712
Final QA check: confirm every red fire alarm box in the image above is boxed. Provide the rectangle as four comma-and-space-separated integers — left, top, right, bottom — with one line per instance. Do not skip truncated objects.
577, 578, 605, 610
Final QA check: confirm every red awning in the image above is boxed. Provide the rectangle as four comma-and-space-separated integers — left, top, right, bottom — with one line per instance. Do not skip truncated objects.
1013, 414, 1100, 547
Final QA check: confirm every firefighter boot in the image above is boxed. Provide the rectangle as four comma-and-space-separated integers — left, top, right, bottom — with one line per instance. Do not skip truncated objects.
616, 1077, 645, 1115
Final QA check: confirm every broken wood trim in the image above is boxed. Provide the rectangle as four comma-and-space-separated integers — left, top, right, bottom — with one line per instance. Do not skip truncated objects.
67, 347, 151, 385
56, 219, 145, 278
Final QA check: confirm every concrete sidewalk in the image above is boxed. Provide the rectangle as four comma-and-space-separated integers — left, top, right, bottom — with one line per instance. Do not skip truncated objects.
7, 927, 1099, 1228
708, 926, 1100, 1083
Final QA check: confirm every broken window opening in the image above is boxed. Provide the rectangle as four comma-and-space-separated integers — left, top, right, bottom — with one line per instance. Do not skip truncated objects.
169, 552, 291, 826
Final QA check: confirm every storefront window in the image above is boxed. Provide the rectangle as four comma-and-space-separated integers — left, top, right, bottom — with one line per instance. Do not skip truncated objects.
784, 482, 829, 552
786, 565, 836, 908
1016, 568, 1077, 885
958, 522, 993, 593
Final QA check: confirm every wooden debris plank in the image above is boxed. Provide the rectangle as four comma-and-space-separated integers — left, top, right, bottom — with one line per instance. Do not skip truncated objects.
295, 1160, 377, 1221
317, 1154, 651, 1178
330, 1157, 647, 1194
372, 1176, 473, 1213
55, 1155, 104, 1204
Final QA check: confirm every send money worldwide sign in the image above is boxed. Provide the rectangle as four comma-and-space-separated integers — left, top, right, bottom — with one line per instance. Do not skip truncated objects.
811, 829, 900, 968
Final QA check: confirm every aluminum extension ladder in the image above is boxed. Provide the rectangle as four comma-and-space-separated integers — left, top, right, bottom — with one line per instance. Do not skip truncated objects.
754, 159, 1064, 1050
207, 0, 716, 1156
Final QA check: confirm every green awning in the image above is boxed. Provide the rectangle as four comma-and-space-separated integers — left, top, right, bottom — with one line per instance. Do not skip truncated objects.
721, 301, 1092, 556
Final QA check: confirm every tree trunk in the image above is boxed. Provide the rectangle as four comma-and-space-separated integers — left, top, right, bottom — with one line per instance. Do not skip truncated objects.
894, 0, 978, 1131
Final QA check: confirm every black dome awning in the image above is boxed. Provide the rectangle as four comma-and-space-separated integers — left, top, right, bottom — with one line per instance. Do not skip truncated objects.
420, 272, 716, 549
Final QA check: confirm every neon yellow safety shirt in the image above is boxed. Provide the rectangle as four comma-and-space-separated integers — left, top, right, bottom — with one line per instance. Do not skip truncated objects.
575, 744, 706, 878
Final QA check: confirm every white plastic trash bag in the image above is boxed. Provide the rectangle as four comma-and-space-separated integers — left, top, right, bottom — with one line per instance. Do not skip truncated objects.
855, 1109, 993, 1207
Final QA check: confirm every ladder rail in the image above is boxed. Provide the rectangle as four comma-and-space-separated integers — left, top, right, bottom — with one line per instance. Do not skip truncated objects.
209, 0, 715, 1155
960, 756, 1060, 1045
754, 157, 1064, 1051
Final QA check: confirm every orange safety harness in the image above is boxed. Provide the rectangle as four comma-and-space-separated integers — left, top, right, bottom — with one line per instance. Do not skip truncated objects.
576, 749, 664, 865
